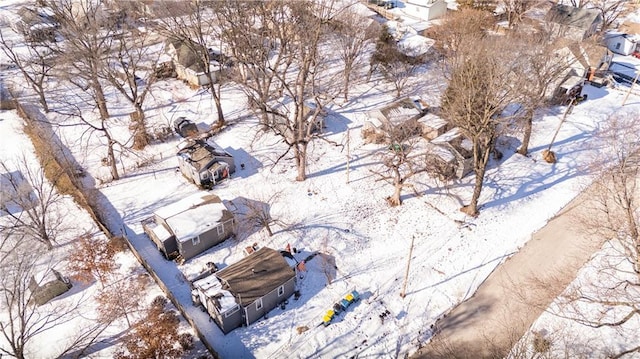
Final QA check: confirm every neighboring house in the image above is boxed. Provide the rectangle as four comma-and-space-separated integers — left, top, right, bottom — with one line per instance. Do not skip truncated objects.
165, 38, 223, 87
604, 33, 640, 56
29, 269, 72, 306
544, 45, 608, 104
0, 170, 38, 216
142, 192, 235, 261
267, 96, 326, 137
177, 139, 235, 188
402, 0, 447, 21
362, 97, 429, 144
428, 127, 474, 180
136, 0, 194, 19
545, 4, 602, 41
191, 247, 297, 333
11, 6, 58, 42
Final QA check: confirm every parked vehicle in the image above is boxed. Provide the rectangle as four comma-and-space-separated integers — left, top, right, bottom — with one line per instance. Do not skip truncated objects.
173, 117, 198, 138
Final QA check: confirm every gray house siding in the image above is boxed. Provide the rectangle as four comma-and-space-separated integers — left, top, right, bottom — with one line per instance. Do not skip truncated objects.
177, 218, 235, 260
176, 141, 236, 187
207, 299, 243, 334
243, 276, 296, 326
176, 156, 201, 185
141, 219, 178, 258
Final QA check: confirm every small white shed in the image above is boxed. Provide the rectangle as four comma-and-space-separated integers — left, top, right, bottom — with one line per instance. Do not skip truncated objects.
604, 33, 639, 56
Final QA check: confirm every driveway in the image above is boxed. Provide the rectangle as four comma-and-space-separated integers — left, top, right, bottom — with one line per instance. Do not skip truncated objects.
413, 184, 606, 358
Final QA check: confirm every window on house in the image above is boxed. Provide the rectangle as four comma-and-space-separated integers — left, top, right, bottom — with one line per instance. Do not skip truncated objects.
192, 236, 200, 246
256, 298, 263, 311
217, 224, 224, 236
616, 43, 621, 50
278, 285, 285, 297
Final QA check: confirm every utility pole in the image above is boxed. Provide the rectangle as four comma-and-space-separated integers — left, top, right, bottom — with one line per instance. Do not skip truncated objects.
346, 128, 351, 184
400, 235, 415, 298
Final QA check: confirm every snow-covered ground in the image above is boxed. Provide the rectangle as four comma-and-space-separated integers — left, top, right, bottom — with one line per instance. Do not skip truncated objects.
3, 0, 640, 358
48, 78, 640, 358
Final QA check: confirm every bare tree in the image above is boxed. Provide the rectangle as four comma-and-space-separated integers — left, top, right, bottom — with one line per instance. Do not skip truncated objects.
370, 25, 423, 97
101, 27, 161, 150
215, 0, 292, 126
67, 234, 117, 288
424, 8, 494, 58
457, 0, 497, 13
552, 113, 640, 357
53, 103, 122, 181
331, 8, 379, 101
512, 33, 577, 155
440, 36, 520, 216
0, 156, 65, 250
0, 239, 79, 359
370, 125, 433, 207
43, 0, 113, 120
568, 0, 591, 8
591, 0, 630, 32
219, 0, 344, 181
114, 296, 184, 359
0, 29, 55, 112
236, 191, 285, 238
95, 274, 147, 328
155, 1, 227, 128
499, 0, 537, 29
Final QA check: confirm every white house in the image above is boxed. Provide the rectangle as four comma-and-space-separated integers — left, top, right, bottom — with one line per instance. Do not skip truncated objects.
402, 0, 447, 21
604, 33, 640, 56
164, 39, 224, 87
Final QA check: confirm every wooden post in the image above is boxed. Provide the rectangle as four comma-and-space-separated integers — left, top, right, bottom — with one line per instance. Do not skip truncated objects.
546, 97, 575, 153
622, 71, 640, 106
346, 128, 351, 184
400, 235, 415, 298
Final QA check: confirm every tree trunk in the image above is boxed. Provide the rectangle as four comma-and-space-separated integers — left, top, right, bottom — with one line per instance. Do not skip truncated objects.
462, 141, 491, 216
265, 222, 273, 237
131, 105, 149, 150
39, 223, 54, 250
34, 83, 49, 113
388, 183, 402, 206
625, 204, 640, 276
517, 108, 533, 155
343, 62, 352, 101
104, 131, 119, 181
295, 144, 307, 182
92, 81, 109, 120
210, 83, 225, 127
388, 167, 403, 206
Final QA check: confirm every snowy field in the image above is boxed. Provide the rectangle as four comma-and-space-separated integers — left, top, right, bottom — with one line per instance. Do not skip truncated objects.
3, 0, 640, 358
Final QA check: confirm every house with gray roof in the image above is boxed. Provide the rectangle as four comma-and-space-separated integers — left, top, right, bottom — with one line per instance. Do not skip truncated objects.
176, 139, 235, 188
192, 247, 297, 333
545, 3, 602, 41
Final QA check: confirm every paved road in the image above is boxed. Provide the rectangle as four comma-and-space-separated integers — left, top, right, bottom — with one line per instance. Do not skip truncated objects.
414, 185, 606, 358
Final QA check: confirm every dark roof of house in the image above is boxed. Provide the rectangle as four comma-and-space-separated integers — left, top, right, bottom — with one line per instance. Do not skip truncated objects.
177, 140, 232, 171
546, 4, 601, 29
166, 38, 206, 72
216, 247, 295, 307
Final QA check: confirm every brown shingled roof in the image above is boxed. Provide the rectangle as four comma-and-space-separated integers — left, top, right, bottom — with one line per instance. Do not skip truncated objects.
216, 247, 295, 307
